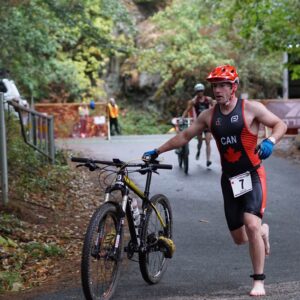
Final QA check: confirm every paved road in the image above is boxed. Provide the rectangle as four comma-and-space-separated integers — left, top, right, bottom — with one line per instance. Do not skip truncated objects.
36, 135, 300, 299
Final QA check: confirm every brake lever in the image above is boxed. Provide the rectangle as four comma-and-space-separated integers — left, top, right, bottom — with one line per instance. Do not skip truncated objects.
76, 163, 86, 168
75, 162, 98, 171
88, 163, 98, 171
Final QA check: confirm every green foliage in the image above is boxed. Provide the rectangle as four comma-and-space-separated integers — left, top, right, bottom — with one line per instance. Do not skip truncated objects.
0, 271, 22, 292
137, 0, 300, 98
24, 242, 64, 258
6, 117, 70, 198
119, 107, 171, 135
214, 0, 300, 94
0, 0, 135, 101
137, 0, 235, 97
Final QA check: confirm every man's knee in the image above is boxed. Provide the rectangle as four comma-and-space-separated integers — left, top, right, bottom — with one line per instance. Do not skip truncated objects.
245, 222, 261, 239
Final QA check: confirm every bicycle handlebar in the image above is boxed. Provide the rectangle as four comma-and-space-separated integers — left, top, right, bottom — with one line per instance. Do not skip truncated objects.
71, 157, 173, 170
154, 164, 172, 170
71, 157, 116, 166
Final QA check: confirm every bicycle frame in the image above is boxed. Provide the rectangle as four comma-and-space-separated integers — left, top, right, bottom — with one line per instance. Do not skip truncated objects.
73, 156, 173, 300
104, 168, 167, 251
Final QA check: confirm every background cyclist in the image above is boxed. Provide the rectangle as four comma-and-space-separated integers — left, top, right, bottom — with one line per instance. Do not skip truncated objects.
182, 83, 214, 167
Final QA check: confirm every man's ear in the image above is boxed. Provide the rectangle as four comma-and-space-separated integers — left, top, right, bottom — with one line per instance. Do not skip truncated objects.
232, 83, 238, 94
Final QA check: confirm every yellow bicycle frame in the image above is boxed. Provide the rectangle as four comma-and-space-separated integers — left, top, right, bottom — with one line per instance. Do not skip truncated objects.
124, 175, 166, 228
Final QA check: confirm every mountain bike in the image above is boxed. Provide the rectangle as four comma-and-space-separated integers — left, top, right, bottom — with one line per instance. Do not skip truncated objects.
71, 156, 175, 300
173, 117, 193, 174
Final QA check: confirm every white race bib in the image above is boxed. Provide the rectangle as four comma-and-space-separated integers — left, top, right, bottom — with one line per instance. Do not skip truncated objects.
229, 171, 253, 198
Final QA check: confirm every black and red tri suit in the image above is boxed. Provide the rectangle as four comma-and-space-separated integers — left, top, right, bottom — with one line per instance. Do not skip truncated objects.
192, 96, 211, 133
210, 99, 267, 231
193, 96, 210, 117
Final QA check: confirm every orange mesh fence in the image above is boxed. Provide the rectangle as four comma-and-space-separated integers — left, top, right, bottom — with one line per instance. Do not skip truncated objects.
34, 103, 108, 139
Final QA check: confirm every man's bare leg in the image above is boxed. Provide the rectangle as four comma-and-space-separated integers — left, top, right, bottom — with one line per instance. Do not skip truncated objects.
244, 213, 266, 296
261, 223, 270, 256
205, 132, 212, 167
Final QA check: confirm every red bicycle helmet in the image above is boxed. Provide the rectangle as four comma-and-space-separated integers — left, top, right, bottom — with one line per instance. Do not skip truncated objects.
206, 65, 239, 84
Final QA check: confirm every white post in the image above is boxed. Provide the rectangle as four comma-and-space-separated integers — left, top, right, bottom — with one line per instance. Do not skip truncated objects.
283, 52, 289, 100
0, 93, 8, 205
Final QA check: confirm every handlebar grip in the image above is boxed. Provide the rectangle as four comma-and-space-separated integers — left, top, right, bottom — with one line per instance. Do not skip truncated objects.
153, 164, 173, 170
71, 157, 90, 163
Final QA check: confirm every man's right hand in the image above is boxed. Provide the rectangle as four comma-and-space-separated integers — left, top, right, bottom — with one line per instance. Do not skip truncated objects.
142, 149, 159, 161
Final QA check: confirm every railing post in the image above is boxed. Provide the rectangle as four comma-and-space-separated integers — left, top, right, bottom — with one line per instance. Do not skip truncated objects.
107, 119, 111, 141
47, 116, 55, 164
283, 52, 289, 100
0, 93, 8, 205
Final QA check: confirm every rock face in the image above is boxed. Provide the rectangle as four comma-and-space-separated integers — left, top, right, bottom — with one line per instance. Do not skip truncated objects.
106, 0, 167, 105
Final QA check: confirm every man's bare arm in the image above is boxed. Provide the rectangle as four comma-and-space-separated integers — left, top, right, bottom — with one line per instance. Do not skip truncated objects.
182, 99, 194, 118
253, 101, 287, 143
158, 112, 208, 154
208, 96, 215, 108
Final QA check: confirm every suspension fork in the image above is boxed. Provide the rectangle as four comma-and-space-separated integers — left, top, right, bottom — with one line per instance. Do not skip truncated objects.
112, 192, 128, 256
101, 185, 128, 258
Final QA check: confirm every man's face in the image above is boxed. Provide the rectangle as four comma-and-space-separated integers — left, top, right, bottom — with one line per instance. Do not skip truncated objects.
195, 91, 204, 99
211, 82, 234, 104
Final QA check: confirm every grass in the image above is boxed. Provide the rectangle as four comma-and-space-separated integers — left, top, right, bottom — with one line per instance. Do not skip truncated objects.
0, 271, 23, 292
0, 116, 70, 293
118, 106, 172, 135
24, 242, 65, 258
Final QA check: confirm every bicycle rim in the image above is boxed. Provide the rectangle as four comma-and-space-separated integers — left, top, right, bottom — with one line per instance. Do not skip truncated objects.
139, 194, 173, 284
81, 203, 122, 300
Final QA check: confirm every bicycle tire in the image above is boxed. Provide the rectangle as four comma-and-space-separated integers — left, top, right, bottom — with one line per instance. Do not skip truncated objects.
178, 151, 183, 168
183, 152, 189, 174
139, 194, 173, 284
81, 203, 123, 300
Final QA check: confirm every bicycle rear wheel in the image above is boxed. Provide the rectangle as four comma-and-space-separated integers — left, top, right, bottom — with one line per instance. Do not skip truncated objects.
139, 194, 173, 284
81, 203, 123, 300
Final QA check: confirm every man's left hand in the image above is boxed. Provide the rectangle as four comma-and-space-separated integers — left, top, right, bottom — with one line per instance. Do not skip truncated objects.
255, 138, 275, 160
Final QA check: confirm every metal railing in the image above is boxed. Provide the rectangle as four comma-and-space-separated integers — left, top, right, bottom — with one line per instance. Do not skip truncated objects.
0, 93, 8, 205
0, 92, 55, 205
9, 100, 55, 163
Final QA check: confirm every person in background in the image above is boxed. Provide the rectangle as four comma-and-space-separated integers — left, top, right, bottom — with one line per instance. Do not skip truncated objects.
89, 99, 95, 111
0, 69, 28, 106
107, 97, 121, 135
78, 103, 89, 138
143, 65, 287, 297
182, 83, 214, 167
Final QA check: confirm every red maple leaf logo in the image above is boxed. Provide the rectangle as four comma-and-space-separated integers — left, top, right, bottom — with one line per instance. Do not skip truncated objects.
224, 147, 242, 163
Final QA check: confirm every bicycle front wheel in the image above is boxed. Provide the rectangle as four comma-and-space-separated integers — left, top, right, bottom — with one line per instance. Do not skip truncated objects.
81, 203, 123, 300
183, 145, 189, 174
177, 151, 183, 168
139, 194, 173, 284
